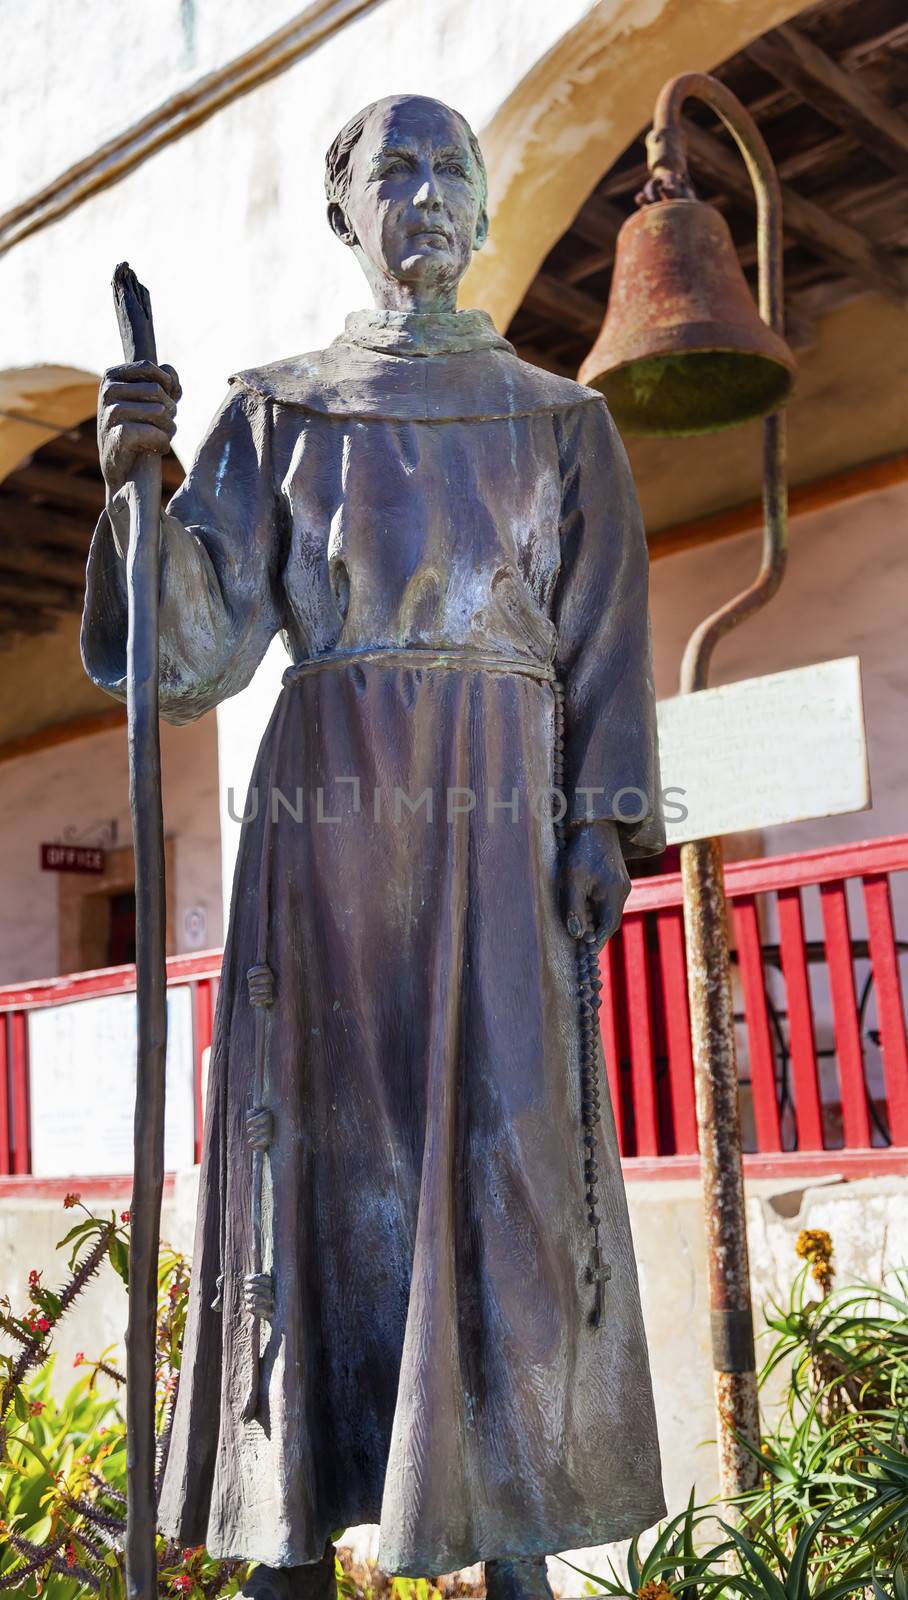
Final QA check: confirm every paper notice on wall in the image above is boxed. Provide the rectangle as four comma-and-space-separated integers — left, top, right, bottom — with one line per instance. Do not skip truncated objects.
28, 987, 195, 1177
657, 656, 870, 846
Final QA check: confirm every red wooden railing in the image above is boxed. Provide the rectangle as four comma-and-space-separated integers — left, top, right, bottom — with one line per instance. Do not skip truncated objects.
0, 951, 220, 1180
610, 833, 908, 1177
1, 836, 906, 1186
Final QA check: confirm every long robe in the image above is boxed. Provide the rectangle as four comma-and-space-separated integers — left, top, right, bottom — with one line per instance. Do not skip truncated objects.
82, 309, 666, 1574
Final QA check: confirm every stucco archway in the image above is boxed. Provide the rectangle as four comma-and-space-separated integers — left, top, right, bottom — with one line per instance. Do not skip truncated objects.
0, 364, 183, 743
465, 0, 811, 331
0, 364, 99, 482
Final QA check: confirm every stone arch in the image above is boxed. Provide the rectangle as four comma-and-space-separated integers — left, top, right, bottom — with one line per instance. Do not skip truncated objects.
0, 365, 103, 735
0, 363, 99, 481
464, 0, 809, 330
0, 363, 182, 739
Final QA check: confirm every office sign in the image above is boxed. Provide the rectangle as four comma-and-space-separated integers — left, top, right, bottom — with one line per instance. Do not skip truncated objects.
40, 844, 106, 874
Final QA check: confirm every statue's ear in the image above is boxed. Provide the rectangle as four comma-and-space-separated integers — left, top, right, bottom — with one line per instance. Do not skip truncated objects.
328, 202, 357, 247
473, 207, 489, 252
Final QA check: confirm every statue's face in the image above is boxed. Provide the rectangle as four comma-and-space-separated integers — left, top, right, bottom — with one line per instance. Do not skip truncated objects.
334, 97, 488, 304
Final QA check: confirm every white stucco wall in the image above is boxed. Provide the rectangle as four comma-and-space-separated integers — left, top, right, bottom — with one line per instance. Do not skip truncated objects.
0, 715, 223, 984
0, 0, 309, 214
0, 0, 603, 439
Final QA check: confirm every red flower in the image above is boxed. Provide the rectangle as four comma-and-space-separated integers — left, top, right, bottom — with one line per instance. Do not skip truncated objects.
168, 1283, 182, 1303
36, 1316, 50, 1333
63, 1192, 81, 1209
28, 1269, 41, 1287
65, 1542, 77, 1569
30, 1400, 44, 1415
172, 1577, 193, 1592
120, 1209, 131, 1223
73, 1351, 85, 1367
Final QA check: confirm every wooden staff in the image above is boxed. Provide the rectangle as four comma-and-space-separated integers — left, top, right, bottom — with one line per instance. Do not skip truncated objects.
112, 262, 168, 1600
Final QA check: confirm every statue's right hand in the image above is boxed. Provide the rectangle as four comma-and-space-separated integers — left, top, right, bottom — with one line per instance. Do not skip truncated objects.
98, 360, 181, 498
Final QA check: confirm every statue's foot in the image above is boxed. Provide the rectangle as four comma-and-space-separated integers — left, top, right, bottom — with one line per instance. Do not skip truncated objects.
242, 1543, 336, 1600
484, 1556, 555, 1600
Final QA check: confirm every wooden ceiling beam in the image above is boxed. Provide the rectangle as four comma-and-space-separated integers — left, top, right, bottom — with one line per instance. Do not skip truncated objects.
598, 159, 648, 201
572, 191, 626, 252
21, 431, 183, 494
562, 247, 615, 286
835, 17, 908, 69
748, 23, 908, 179
6, 464, 105, 512
683, 121, 908, 303
0, 606, 60, 641
36, 429, 101, 468
522, 271, 603, 337
0, 543, 86, 588
0, 496, 93, 552
776, 124, 859, 184
0, 573, 80, 610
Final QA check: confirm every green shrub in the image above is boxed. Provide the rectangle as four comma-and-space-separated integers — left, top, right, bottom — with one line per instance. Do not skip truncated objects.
564, 1232, 906, 1600
0, 1197, 248, 1597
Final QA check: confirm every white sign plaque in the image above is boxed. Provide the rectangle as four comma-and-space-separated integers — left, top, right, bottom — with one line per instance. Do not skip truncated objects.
657, 656, 870, 846
28, 987, 195, 1177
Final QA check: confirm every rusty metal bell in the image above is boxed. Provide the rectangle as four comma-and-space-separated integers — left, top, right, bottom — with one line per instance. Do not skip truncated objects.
578, 198, 796, 435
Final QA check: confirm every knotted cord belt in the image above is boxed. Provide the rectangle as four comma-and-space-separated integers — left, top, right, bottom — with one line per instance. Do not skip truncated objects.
236, 693, 291, 1422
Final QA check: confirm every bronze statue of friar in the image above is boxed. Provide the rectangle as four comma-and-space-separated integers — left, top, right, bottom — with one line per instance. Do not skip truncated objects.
83, 93, 666, 1600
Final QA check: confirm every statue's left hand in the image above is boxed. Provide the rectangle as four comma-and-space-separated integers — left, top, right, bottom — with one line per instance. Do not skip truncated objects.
561, 819, 630, 946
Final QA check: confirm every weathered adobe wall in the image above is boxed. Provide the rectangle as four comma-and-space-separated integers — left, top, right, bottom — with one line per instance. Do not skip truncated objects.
0, 714, 223, 983
649, 477, 908, 859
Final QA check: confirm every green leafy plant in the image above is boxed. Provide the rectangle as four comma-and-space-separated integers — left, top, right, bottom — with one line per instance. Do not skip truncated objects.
568, 1232, 906, 1600
562, 1492, 732, 1599
0, 1196, 249, 1597
737, 1234, 908, 1589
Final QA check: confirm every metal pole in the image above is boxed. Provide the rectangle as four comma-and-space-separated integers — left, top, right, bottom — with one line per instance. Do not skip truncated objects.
645, 75, 790, 1504
112, 263, 168, 1600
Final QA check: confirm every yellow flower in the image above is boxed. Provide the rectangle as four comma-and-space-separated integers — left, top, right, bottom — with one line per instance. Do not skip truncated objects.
638, 1583, 679, 1600
795, 1228, 835, 1293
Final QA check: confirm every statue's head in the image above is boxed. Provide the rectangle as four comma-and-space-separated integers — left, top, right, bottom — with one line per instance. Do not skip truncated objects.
325, 95, 489, 312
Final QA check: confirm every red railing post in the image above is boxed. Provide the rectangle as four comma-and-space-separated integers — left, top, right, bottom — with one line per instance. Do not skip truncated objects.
776, 886, 824, 1150
820, 880, 872, 1148
732, 894, 782, 1153
9, 1010, 30, 1175
191, 978, 214, 1164
598, 938, 628, 1155
607, 834, 908, 1170
0, 1016, 10, 1174
656, 906, 697, 1153
623, 914, 659, 1156
863, 872, 908, 1146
